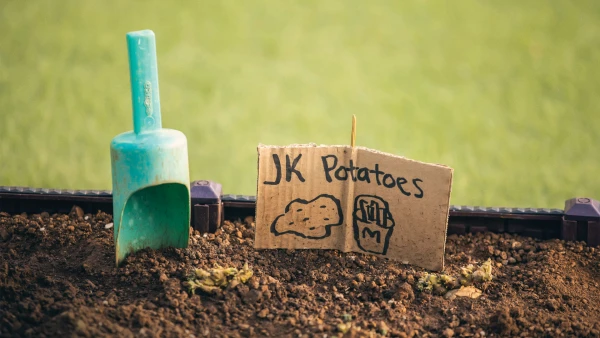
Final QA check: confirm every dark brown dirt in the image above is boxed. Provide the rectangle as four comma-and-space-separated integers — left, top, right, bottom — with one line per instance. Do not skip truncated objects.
1, 209, 600, 338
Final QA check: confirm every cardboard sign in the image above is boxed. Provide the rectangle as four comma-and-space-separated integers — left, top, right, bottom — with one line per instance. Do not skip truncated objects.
254, 144, 453, 271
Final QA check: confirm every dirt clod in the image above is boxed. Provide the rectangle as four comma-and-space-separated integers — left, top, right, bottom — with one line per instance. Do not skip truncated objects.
257, 308, 269, 318
69, 205, 84, 219
443, 328, 455, 337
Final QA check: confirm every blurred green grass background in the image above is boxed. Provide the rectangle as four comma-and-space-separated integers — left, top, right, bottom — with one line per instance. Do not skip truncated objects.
1, 0, 599, 208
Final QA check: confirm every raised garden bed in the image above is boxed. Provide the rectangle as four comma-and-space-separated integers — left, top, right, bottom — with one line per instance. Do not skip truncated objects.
1, 210, 600, 337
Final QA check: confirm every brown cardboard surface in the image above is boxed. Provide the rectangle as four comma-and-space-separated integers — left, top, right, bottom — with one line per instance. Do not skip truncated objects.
255, 144, 453, 271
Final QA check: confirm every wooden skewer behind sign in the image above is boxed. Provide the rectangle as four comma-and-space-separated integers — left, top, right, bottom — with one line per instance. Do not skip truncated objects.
351, 114, 357, 148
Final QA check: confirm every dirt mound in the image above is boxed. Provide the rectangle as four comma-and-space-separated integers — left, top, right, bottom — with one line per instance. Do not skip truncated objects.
1, 210, 600, 337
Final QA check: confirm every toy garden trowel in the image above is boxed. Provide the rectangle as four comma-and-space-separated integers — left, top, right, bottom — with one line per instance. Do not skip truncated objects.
110, 30, 190, 266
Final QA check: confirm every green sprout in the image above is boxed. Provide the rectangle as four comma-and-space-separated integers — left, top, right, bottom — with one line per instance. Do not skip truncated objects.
186, 262, 253, 294
417, 273, 436, 292
439, 273, 456, 287
342, 313, 353, 323
417, 272, 456, 294
416, 259, 493, 295
472, 259, 493, 282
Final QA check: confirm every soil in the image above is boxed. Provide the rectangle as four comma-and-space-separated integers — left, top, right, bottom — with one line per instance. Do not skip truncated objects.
1, 209, 600, 338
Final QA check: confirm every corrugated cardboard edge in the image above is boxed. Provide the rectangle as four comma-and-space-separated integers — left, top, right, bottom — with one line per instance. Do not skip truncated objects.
255, 143, 454, 271
440, 167, 454, 271
257, 143, 452, 170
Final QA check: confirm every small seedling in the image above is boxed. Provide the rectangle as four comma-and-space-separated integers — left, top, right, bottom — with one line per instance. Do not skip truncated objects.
417, 259, 493, 295
417, 272, 456, 295
186, 262, 253, 294
473, 258, 493, 282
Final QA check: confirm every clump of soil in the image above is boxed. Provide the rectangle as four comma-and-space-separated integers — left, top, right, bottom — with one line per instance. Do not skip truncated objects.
1, 210, 600, 337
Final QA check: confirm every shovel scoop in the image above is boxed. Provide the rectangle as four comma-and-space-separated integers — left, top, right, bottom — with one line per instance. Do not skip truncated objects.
110, 30, 190, 266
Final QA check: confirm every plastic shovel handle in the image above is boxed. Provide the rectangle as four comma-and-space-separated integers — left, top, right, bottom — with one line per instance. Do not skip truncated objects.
126, 30, 162, 134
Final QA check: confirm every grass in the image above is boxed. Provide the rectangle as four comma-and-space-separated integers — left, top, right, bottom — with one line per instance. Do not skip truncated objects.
1, 0, 599, 208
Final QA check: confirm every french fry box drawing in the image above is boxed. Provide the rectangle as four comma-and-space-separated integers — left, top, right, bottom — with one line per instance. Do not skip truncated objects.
352, 195, 395, 255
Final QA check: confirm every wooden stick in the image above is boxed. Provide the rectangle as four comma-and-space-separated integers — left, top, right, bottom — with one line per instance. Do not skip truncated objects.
351, 114, 357, 148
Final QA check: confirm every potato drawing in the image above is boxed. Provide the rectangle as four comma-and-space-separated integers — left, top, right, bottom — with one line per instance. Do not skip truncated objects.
271, 194, 343, 239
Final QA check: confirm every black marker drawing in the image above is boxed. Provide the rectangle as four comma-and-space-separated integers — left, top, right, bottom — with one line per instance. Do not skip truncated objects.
353, 195, 395, 255
263, 154, 305, 185
271, 194, 343, 239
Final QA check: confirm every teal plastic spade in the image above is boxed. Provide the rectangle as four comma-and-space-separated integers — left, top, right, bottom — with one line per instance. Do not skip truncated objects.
110, 30, 190, 266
